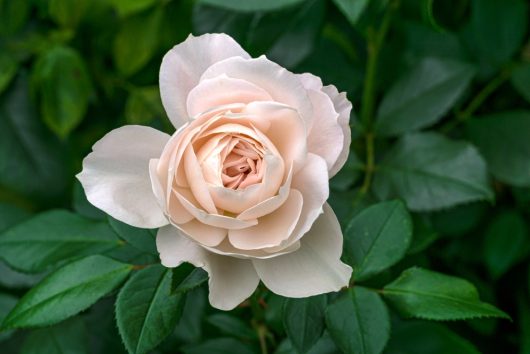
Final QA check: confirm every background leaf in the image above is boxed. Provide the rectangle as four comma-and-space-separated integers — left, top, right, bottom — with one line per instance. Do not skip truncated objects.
20, 317, 89, 354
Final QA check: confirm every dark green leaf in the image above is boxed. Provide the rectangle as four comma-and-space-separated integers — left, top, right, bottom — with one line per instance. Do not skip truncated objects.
0, 202, 30, 233
0, 262, 43, 289
464, 0, 528, 67
0, 293, 17, 342
0, 53, 17, 94
0, 210, 121, 273
283, 295, 327, 353
511, 63, 530, 103
32, 46, 92, 138
430, 202, 487, 237
21, 317, 89, 354
116, 264, 185, 354
344, 200, 412, 281
207, 314, 256, 339
332, 0, 369, 26
197, 0, 304, 12
48, 0, 88, 28
174, 287, 207, 344
326, 287, 390, 354
383, 267, 509, 320
483, 211, 527, 279
467, 111, 530, 187
0, 73, 69, 201
113, 7, 163, 76
125, 86, 165, 125
384, 321, 480, 354
375, 58, 475, 136
373, 132, 494, 211
110, 0, 158, 17
171, 264, 209, 294
407, 215, 438, 254
182, 337, 256, 354
2, 255, 132, 329
108, 217, 157, 255
0, 0, 30, 35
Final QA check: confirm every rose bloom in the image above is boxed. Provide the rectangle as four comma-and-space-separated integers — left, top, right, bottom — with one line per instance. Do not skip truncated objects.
78, 33, 352, 310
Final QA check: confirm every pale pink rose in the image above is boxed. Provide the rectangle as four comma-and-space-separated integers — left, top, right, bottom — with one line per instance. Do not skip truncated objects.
77, 33, 352, 310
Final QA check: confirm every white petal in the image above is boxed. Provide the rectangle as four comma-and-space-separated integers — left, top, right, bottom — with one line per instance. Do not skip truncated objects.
305, 89, 344, 173
187, 75, 272, 117
160, 33, 250, 129
177, 219, 227, 247
228, 189, 303, 250
200, 56, 313, 128
252, 204, 352, 297
322, 85, 352, 177
77, 126, 170, 228
156, 226, 259, 310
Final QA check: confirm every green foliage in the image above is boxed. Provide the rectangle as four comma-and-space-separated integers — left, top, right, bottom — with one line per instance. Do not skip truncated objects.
344, 200, 412, 281
283, 295, 327, 353
116, 264, 185, 354
2, 255, 132, 329
383, 267, 509, 320
326, 287, 390, 354
0, 210, 121, 273
373, 132, 494, 211
0, 0, 528, 353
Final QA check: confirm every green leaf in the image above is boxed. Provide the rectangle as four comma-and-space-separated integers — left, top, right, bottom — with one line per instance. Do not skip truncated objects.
519, 295, 530, 354
32, 46, 92, 139
467, 111, 530, 187
116, 264, 185, 354
375, 58, 475, 136
113, 7, 163, 76
174, 287, 207, 343
182, 337, 256, 354
283, 295, 327, 354
464, 0, 528, 67
193, 0, 325, 68
0, 262, 43, 289
48, 0, 88, 28
197, 0, 305, 12
108, 217, 157, 255
344, 200, 412, 281
0, 210, 121, 273
110, 0, 158, 17
511, 63, 530, 103
407, 215, 438, 254
383, 267, 510, 320
171, 264, 208, 295
0, 0, 30, 35
0, 202, 30, 233
483, 211, 527, 279
373, 132, 494, 211
384, 321, 480, 354
0, 53, 17, 95
430, 202, 487, 237
326, 287, 390, 354
2, 255, 132, 329
21, 317, 89, 354
0, 73, 69, 201
125, 86, 165, 125
0, 293, 17, 342
207, 314, 256, 339
332, 0, 369, 26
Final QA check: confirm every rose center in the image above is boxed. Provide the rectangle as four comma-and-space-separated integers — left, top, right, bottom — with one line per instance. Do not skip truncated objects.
221, 138, 264, 190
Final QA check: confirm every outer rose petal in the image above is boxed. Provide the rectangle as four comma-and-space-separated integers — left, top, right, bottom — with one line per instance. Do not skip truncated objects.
77, 126, 170, 228
322, 85, 352, 177
157, 226, 259, 310
160, 33, 251, 129
252, 204, 352, 297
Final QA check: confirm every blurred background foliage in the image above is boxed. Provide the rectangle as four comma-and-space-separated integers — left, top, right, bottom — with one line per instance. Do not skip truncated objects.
0, 0, 530, 353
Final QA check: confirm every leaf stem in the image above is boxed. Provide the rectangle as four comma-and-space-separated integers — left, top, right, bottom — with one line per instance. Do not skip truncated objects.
441, 67, 512, 134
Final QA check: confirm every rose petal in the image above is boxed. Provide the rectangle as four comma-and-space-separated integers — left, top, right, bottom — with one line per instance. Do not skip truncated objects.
305, 89, 344, 173
322, 85, 352, 177
252, 203, 352, 297
177, 219, 227, 247
242, 101, 307, 172
228, 189, 303, 250
156, 225, 259, 310
159, 33, 251, 129
184, 145, 217, 214
187, 75, 272, 117
77, 125, 170, 228
204, 238, 301, 259
200, 56, 313, 127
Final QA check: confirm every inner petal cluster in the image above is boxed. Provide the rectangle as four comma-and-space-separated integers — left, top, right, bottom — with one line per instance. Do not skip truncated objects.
220, 137, 264, 190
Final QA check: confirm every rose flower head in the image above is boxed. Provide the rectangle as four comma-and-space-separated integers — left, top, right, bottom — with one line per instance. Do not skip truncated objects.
78, 33, 353, 310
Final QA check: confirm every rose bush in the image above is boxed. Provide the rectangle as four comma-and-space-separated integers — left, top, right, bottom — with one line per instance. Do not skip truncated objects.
77, 33, 352, 310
